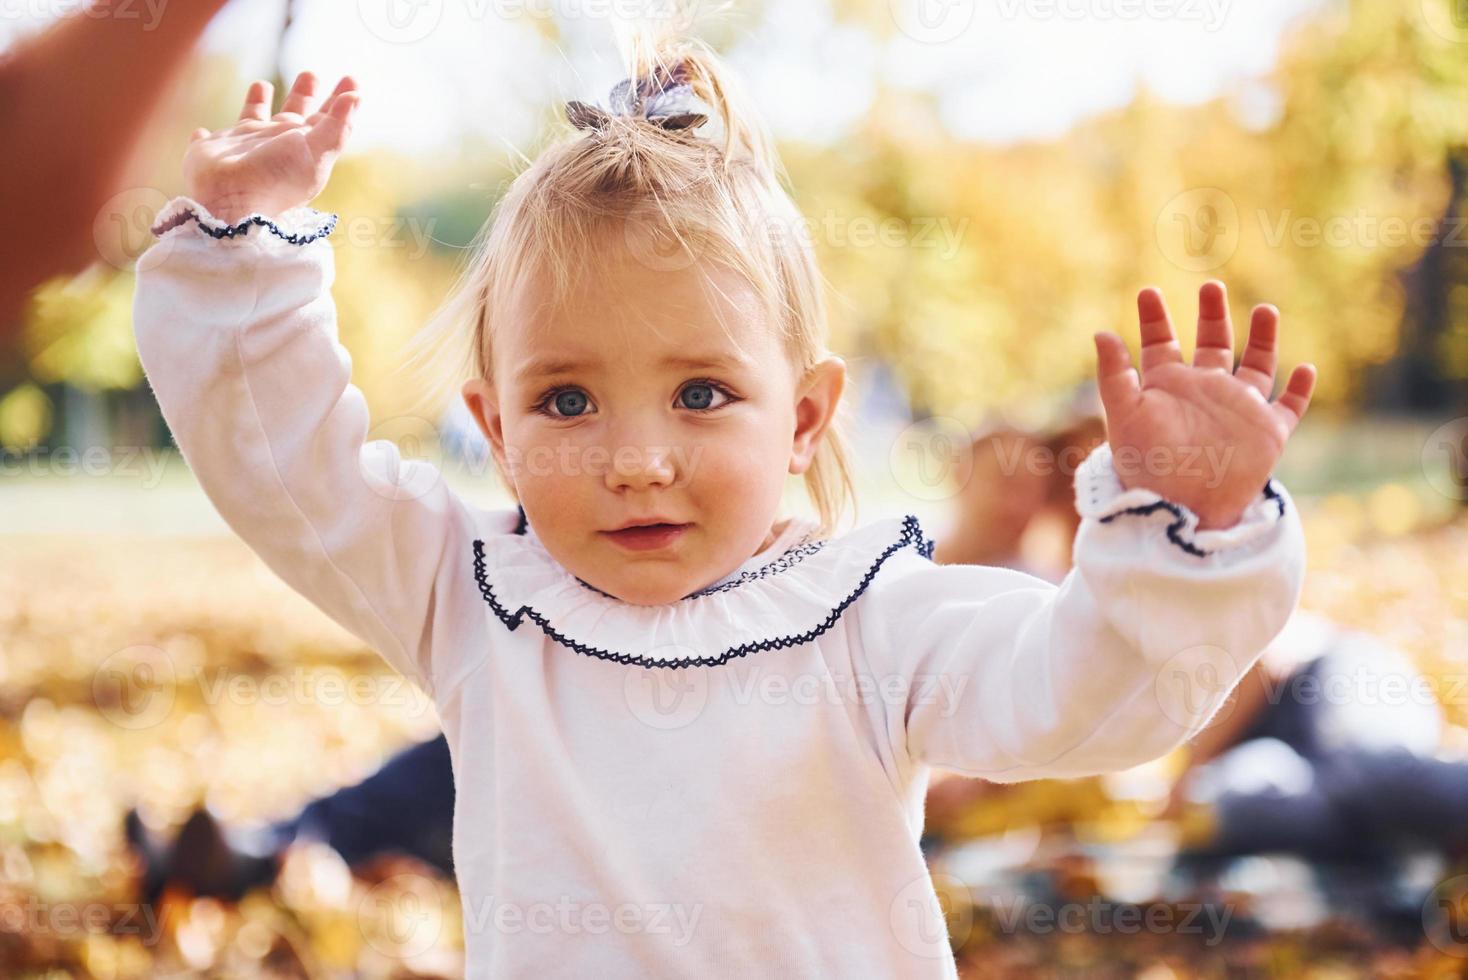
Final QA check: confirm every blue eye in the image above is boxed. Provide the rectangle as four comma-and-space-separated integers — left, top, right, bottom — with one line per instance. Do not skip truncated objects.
554, 390, 589, 416
537, 387, 592, 418
678, 381, 733, 412
680, 383, 714, 410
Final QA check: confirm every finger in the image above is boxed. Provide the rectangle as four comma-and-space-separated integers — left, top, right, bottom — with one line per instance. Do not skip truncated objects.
1192, 280, 1234, 372
189, 127, 211, 142
307, 76, 359, 124
305, 92, 359, 158
1235, 304, 1279, 401
1093, 330, 1141, 421
279, 71, 320, 117
1137, 287, 1185, 374
238, 80, 273, 121
1272, 363, 1316, 433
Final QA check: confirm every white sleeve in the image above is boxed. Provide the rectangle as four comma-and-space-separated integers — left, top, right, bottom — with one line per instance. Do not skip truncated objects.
131, 196, 486, 699
854, 441, 1307, 782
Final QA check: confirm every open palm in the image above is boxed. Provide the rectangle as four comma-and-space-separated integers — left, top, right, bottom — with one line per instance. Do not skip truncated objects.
1093, 281, 1317, 530
182, 72, 359, 225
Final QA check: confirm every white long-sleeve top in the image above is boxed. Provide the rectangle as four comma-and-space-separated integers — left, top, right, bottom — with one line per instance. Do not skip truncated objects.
132, 197, 1308, 979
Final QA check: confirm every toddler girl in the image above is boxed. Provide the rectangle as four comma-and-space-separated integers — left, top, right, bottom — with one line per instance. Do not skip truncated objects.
132, 33, 1316, 980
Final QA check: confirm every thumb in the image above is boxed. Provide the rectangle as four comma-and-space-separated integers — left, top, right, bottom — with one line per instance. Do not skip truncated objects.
1093, 330, 1140, 420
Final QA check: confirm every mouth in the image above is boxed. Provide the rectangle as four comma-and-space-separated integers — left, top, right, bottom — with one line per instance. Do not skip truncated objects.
599, 522, 692, 552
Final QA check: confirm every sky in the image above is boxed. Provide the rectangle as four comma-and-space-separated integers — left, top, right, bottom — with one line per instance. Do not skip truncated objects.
2, 0, 1327, 153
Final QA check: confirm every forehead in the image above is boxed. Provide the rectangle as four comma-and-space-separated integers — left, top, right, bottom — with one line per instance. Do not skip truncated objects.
498, 249, 781, 385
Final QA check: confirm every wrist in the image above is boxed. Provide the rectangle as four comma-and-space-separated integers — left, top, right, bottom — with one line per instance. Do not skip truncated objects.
1194, 507, 1245, 531
190, 191, 276, 226
196, 199, 256, 225
1113, 470, 1245, 531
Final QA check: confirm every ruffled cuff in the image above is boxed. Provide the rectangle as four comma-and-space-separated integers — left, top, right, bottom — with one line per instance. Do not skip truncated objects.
148, 195, 337, 247
1073, 442, 1287, 558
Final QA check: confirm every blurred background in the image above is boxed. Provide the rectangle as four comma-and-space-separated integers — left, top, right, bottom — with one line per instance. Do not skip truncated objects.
1, 0, 1467, 976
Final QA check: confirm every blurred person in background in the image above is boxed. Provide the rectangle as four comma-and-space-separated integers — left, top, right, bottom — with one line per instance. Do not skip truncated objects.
920, 400, 1468, 939
0, 0, 233, 341
1146, 602, 1468, 942
126, 731, 456, 901
930, 425, 1051, 575
1163, 621, 1453, 855
921, 405, 1109, 838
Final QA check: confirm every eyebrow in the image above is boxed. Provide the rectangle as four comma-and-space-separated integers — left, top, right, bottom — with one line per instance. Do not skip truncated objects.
515, 352, 754, 384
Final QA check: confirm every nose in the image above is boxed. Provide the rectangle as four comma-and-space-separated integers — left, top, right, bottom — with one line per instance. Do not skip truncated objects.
603, 438, 679, 493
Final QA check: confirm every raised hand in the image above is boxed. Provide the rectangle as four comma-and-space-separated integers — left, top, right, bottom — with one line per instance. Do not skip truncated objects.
182, 72, 360, 225
1092, 281, 1317, 531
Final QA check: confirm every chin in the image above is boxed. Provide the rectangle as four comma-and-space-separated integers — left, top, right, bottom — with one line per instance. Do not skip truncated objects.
610, 577, 692, 607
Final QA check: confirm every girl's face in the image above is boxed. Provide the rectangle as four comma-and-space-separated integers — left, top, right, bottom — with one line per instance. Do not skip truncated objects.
462, 245, 845, 606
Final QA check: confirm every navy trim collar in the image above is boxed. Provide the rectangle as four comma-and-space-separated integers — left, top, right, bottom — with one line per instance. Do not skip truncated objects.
472, 513, 934, 670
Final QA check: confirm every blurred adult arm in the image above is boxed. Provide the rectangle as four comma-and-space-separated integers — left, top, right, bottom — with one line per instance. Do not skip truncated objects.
0, 0, 232, 336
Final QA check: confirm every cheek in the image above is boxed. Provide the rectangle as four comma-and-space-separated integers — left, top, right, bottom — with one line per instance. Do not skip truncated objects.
500, 424, 596, 504
679, 412, 791, 496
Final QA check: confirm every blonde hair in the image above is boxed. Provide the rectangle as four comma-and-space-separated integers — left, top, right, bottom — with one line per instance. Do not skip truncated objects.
403, 24, 857, 538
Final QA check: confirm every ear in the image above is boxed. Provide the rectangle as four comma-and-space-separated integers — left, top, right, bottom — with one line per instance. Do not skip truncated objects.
789, 355, 846, 476
461, 376, 510, 479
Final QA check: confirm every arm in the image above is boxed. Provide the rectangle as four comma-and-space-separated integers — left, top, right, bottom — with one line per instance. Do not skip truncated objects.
860, 280, 1316, 783
858, 442, 1306, 782
131, 195, 484, 698
0, 0, 231, 332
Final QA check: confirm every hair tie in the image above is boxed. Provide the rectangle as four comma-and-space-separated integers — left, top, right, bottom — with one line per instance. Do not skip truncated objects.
565, 61, 709, 133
